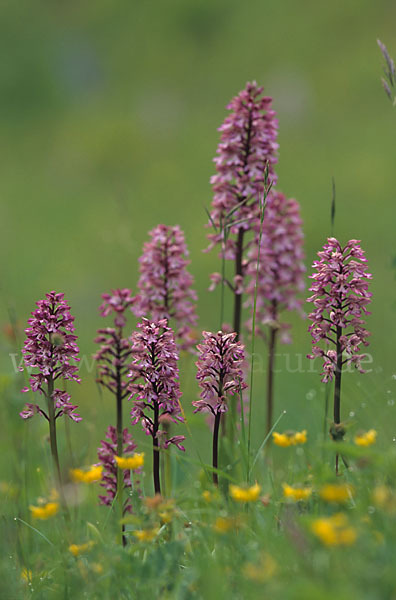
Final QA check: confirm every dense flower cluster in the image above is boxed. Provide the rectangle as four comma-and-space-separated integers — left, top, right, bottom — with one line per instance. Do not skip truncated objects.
245, 191, 305, 342
98, 288, 135, 328
207, 81, 278, 260
307, 238, 372, 382
133, 225, 197, 350
128, 318, 185, 450
94, 288, 135, 397
193, 331, 247, 416
97, 425, 138, 513
20, 291, 81, 421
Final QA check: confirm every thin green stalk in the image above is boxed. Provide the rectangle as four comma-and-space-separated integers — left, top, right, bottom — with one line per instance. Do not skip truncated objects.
249, 410, 286, 479
46, 377, 68, 517
266, 322, 278, 436
247, 167, 272, 480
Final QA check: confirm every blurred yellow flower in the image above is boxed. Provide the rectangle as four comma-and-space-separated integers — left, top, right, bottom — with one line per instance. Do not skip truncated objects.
21, 568, 32, 583
133, 528, 159, 542
293, 430, 307, 444
354, 429, 377, 447
243, 553, 277, 582
229, 482, 261, 502
70, 465, 103, 483
29, 501, 59, 520
115, 453, 145, 470
202, 490, 212, 503
213, 516, 234, 533
311, 513, 357, 546
69, 541, 95, 557
273, 430, 307, 447
319, 483, 354, 503
91, 563, 103, 574
273, 432, 294, 447
372, 485, 396, 513
282, 484, 312, 502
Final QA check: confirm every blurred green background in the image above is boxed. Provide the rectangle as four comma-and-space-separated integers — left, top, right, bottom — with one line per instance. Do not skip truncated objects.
1, 0, 396, 473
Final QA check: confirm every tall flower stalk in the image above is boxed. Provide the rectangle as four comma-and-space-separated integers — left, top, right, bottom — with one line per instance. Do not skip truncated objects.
307, 238, 372, 473
20, 292, 81, 504
128, 318, 185, 495
193, 331, 247, 485
133, 225, 197, 350
94, 289, 135, 542
97, 426, 138, 514
206, 81, 278, 340
246, 191, 305, 434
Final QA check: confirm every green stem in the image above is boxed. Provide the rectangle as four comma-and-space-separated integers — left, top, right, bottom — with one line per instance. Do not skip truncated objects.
46, 378, 68, 515
334, 325, 343, 475
212, 412, 221, 486
266, 325, 278, 437
115, 361, 126, 546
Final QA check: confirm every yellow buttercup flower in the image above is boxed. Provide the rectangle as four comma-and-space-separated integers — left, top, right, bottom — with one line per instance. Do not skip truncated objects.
273, 430, 307, 447
202, 490, 212, 503
213, 516, 234, 533
115, 453, 145, 470
243, 553, 277, 582
70, 465, 103, 483
320, 483, 354, 503
293, 430, 307, 444
311, 513, 357, 546
282, 483, 312, 502
29, 501, 59, 520
133, 528, 159, 542
354, 429, 377, 447
229, 482, 261, 502
372, 485, 396, 513
273, 432, 294, 447
69, 541, 95, 557
21, 568, 32, 583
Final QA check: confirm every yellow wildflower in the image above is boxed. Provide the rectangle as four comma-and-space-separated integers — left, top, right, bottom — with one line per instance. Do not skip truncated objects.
115, 453, 145, 470
243, 553, 277, 582
144, 494, 163, 509
311, 513, 357, 546
202, 490, 212, 503
29, 501, 59, 520
229, 482, 261, 502
21, 568, 32, 583
213, 516, 234, 533
133, 528, 159, 542
91, 563, 103, 574
293, 430, 307, 444
372, 485, 396, 513
273, 432, 294, 447
70, 465, 103, 483
354, 429, 377, 447
273, 430, 307, 447
69, 541, 95, 557
320, 483, 354, 503
282, 484, 312, 502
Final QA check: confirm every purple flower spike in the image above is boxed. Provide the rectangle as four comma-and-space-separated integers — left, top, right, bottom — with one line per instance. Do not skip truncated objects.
20, 291, 81, 421
129, 318, 184, 440
94, 288, 135, 398
307, 238, 372, 382
206, 81, 278, 260
193, 330, 247, 485
245, 191, 305, 343
133, 225, 198, 350
193, 331, 247, 416
99, 288, 135, 328
97, 425, 138, 513
128, 318, 185, 495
